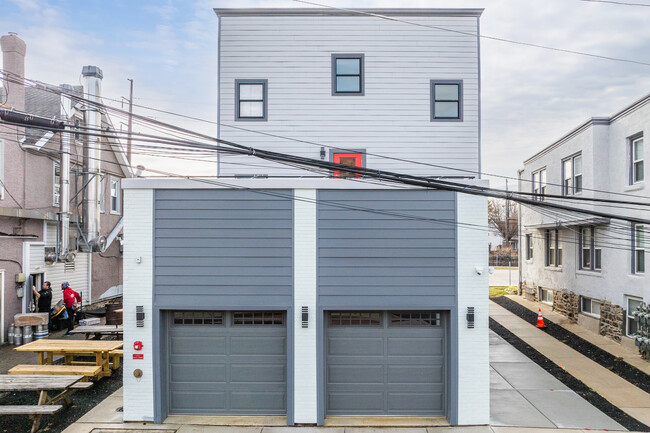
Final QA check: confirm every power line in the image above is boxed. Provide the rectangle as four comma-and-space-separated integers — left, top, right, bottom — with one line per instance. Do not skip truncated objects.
578, 0, 650, 6
293, 0, 650, 67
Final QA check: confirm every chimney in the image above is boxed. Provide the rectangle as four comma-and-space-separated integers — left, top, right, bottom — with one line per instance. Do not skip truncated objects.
82, 66, 104, 251
0, 32, 26, 111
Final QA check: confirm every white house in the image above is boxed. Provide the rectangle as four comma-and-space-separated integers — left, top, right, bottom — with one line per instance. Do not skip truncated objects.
121, 8, 489, 427
519, 93, 649, 347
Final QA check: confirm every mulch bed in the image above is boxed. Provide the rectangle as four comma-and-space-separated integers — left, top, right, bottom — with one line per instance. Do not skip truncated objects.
491, 296, 650, 394
490, 318, 650, 432
0, 367, 122, 433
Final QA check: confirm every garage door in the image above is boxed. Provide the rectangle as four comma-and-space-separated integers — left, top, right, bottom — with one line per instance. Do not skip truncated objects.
168, 311, 287, 415
326, 311, 446, 416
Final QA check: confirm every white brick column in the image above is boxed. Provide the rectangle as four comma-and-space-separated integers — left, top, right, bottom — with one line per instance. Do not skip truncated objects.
122, 189, 154, 422
293, 189, 318, 423
456, 193, 490, 425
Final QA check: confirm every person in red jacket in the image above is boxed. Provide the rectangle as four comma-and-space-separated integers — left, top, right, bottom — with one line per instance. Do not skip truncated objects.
62, 282, 81, 336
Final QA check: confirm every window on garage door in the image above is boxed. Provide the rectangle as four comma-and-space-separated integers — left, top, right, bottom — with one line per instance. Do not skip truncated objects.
233, 311, 284, 325
389, 312, 441, 326
330, 311, 381, 326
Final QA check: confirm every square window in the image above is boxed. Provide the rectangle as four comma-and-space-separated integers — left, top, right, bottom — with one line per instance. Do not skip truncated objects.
332, 151, 364, 178
235, 79, 268, 121
431, 80, 463, 121
332, 55, 364, 95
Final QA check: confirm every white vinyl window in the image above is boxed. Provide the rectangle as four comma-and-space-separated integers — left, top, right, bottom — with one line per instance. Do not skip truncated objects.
532, 171, 539, 198
0, 139, 4, 200
110, 177, 120, 214
632, 137, 644, 183
540, 169, 547, 199
53, 162, 60, 206
627, 296, 643, 336
99, 175, 105, 213
633, 224, 645, 274
581, 297, 601, 318
526, 234, 533, 260
539, 288, 553, 305
580, 226, 601, 271
546, 229, 562, 267
563, 154, 582, 195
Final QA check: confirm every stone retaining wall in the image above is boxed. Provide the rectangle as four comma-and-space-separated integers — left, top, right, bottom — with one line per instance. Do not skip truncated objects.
520, 282, 538, 302
552, 289, 579, 323
599, 301, 625, 342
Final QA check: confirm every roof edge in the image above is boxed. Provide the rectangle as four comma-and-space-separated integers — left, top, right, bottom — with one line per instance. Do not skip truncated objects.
214, 8, 484, 17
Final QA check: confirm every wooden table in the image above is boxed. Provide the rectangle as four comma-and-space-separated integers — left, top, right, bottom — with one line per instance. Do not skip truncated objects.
0, 374, 88, 432
14, 340, 123, 378
68, 325, 123, 340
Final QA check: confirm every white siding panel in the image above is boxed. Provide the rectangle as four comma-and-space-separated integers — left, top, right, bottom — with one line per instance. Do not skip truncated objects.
122, 189, 154, 422
218, 15, 480, 177
45, 253, 90, 305
456, 192, 490, 424
28, 243, 45, 274
293, 189, 317, 423
45, 222, 57, 248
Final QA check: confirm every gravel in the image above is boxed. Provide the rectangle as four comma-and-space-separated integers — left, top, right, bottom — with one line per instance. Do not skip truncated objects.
490, 317, 650, 432
0, 366, 122, 433
491, 296, 650, 394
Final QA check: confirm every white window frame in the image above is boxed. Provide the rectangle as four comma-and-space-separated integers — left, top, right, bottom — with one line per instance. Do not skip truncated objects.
633, 223, 645, 274
579, 226, 601, 271
562, 154, 582, 196
626, 296, 643, 337
526, 234, 533, 260
580, 296, 601, 318
53, 162, 60, 207
539, 288, 553, 305
631, 136, 644, 184
532, 169, 546, 201
109, 176, 120, 215
99, 175, 105, 213
545, 229, 562, 267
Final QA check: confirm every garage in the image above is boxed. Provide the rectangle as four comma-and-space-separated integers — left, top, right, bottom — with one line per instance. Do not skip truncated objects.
326, 311, 446, 416
168, 310, 287, 415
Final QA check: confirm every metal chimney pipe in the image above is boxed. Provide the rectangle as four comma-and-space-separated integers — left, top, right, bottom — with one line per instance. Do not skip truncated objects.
58, 85, 73, 261
82, 66, 103, 248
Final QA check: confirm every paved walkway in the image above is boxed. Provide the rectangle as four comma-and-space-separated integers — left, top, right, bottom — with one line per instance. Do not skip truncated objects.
490, 330, 623, 430
491, 300, 650, 427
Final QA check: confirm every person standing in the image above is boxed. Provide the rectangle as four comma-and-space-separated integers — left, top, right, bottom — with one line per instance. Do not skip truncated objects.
32, 281, 53, 314
62, 282, 81, 336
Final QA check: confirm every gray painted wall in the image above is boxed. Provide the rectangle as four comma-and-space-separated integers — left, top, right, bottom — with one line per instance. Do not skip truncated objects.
153, 189, 294, 309
317, 189, 457, 309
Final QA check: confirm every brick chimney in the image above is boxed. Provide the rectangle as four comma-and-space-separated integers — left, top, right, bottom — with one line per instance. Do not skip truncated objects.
1, 32, 26, 111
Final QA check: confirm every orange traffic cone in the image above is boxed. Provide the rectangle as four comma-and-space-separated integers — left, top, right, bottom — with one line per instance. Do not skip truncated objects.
536, 308, 546, 328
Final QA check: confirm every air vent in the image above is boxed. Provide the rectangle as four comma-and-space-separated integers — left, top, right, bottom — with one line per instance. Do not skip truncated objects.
136, 306, 145, 327
467, 307, 475, 329
301, 306, 308, 328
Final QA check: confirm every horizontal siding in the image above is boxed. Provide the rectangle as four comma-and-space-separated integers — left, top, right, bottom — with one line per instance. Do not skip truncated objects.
153, 189, 293, 308
45, 253, 90, 305
317, 190, 457, 308
218, 15, 480, 177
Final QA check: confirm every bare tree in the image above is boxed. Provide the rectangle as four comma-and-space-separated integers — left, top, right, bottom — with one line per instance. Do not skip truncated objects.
488, 198, 518, 246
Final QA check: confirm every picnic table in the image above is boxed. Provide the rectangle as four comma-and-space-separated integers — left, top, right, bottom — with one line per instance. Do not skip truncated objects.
0, 374, 92, 432
13, 340, 123, 379
69, 325, 123, 340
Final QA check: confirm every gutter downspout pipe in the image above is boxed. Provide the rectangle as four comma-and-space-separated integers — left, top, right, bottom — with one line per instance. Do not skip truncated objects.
82, 66, 103, 251
58, 85, 74, 262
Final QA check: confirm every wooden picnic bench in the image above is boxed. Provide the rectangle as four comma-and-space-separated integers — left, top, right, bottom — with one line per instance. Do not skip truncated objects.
8, 365, 101, 379
14, 340, 123, 379
68, 324, 123, 340
0, 374, 92, 433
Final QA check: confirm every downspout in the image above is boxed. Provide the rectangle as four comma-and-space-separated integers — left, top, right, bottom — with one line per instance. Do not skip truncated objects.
58, 85, 74, 262
517, 169, 523, 294
82, 66, 104, 251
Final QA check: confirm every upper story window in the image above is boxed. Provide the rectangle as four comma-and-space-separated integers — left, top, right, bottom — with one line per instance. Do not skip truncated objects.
235, 79, 268, 121
545, 229, 562, 267
633, 223, 645, 274
332, 151, 363, 178
332, 54, 364, 95
53, 162, 60, 206
532, 168, 546, 201
0, 139, 4, 200
431, 80, 463, 121
526, 234, 533, 260
562, 154, 582, 196
580, 226, 601, 271
110, 176, 121, 215
631, 136, 644, 183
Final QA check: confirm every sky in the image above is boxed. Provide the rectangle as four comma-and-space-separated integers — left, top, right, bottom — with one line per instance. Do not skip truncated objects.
2, 0, 650, 186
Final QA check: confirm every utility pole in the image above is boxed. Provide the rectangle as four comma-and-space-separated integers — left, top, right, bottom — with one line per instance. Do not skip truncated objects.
127, 78, 134, 165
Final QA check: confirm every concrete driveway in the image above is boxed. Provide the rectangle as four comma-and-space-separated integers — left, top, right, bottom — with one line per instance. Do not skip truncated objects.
489, 330, 625, 430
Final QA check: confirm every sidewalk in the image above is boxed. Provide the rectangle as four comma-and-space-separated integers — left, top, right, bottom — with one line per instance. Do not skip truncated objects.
504, 295, 650, 375
490, 300, 650, 426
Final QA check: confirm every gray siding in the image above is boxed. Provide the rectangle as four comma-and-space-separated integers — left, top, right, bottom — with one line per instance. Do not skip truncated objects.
154, 189, 293, 309
317, 190, 457, 308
